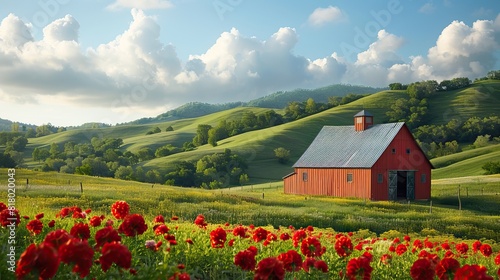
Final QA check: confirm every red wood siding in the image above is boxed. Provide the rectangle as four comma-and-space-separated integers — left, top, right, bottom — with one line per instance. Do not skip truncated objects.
284, 168, 372, 198
371, 125, 432, 200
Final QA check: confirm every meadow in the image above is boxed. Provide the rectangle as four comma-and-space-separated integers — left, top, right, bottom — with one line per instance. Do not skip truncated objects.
1, 169, 499, 279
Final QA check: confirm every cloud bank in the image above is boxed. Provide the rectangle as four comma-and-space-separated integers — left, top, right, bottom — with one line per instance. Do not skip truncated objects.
0, 10, 499, 117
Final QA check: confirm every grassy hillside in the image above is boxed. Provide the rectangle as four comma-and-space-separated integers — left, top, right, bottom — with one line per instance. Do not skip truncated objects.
18, 80, 500, 182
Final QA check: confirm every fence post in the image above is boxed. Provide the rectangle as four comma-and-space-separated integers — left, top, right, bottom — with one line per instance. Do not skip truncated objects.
457, 185, 461, 211
262, 193, 264, 199
80, 182, 83, 194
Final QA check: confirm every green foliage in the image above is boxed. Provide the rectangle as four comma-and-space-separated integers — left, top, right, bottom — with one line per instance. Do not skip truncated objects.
0, 153, 16, 167
192, 124, 212, 146
486, 70, 500, 80
137, 147, 154, 162
473, 134, 491, 148
482, 161, 500, 174
155, 144, 179, 158
165, 125, 174, 131
146, 126, 161, 135
274, 147, 290, 164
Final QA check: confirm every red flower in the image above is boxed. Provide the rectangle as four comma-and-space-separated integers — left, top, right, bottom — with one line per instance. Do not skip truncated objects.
435, 257, 460, 280
171, 215, 179, 221
15, 242, 60, 280
210, 227, 227, 248
441, 242, 451, 250
314, 260, 328, 273
165, 234, 177, 245
495, 252, 500, 265
153, 215, 165, 224
346, 254, 373, 280
0, 202, 6, 211
185, 238, 194, 245
99, 241, 132, 272
145, 240, 162, 251
48, 220, 55, 227
472, 240, 482, 253
70, 222, 91, 240
254, 257, 285, 280
26, 219, 43, 235
302, 257, 316, 273
263, 233, 277, 246
111, 201, 130, 220
155, 224, 170, 235
89, 216, 102, 227
335, 235, 353, 257
380, 254, 392, 265
56, 206, 82, 218
396, 244, 408, 255
252, 227, 268, 242
454, 264, 493, 280
0, 208, 20, 227
118, 214, 148, 237
194, 214, 207, 228
232, 225, 248, 238
95, 226, 121, 248
277, 250, 302, 272
169, 272, 191, 280
301, 236, 325, 258
456, 242, 469, 255
44, 229, 71, 249
58, 238, 95, 278
413, 239, 423, 251
479, 244, 492, 257
404, 235, 411, 242
410, 258, 436, 280
234, 248, 257, 271
292, 229, 307, 247
280, 233, 290, 241
35, 213, 44, 220
306, 225, 314, 232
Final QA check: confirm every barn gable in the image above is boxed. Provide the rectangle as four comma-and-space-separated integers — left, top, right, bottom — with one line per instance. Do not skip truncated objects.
293, 122, 405, 168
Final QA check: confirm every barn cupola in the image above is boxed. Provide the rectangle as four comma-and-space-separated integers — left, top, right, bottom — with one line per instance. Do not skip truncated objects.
354, 110, 374, 131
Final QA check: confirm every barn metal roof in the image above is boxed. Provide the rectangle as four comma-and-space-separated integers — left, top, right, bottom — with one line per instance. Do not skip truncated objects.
293, 122, 405, 168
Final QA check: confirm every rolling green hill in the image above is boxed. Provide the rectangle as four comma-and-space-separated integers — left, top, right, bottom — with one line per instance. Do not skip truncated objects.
15, 80, 500, 182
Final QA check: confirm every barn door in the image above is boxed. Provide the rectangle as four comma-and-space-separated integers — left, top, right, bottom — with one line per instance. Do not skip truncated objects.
406, 171, 415, 200
388, 171, 397, 201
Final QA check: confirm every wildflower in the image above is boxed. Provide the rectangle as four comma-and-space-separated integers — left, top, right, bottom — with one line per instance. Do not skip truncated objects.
15, 243, 60, 280
95, 226, 121, 248
0, 208, 20, 227
99, 241, 132, 272
280, 232, 290, 241
194, 214, 207, 228
380, 254, 392, 265
48, 220, 55, 227
277, 250, 302, 272
252, 227, 268, 242
479, 244, 492, 257
472, 240, 482, 253
155, 224, 170, 235
314, 260, 328, 273
210, 227, 227, 248
232, 225, 248, 238
396, 244, 408, 255
453, 264, 493, 280
185, 238, 194, 245
234, 248, 257, 271
335, 235, 353, 257
35, 213, 44, 220
410, 258, 436, 280
145, 240, 162, 251
435, 257, 460, 280
495, 252, 500, 265
89, 216, 102, 227
165, 234, 177, 245
26, 219, 43, 235
169, 272, 191, 280
263, 233, 277, 246
43, 229, 71, 249
118, 214, 148, 237
346, 253, 373, 280
171, 216, 179, 221
153, 215, 165, 224
111, 201, 130, 220
301, 236, 325, 258
456, 242, 469, 255
254, 257, 285, 280
0, 202, 6, 211
70, 222, 91, 240
292, 229, 307, 247
58, 238, 94, 278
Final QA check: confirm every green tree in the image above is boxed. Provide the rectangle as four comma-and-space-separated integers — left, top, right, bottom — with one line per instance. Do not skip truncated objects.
165, 125, 174, 132
50, 143, 60, 159
208, 128, 218, 147
305, 98, 318, 115
274, 147, 291, 164
0, 153, 16, 168
239, 173, 249, 185
473, 134, 491, 148
25, 128, 36, 138
115, 166, 134, 180
192, 124, 212, 146
137, 148, 155, 161
482, 161, 500, 174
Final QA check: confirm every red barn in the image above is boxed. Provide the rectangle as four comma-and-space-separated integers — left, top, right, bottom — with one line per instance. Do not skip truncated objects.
283, 110, 433, 200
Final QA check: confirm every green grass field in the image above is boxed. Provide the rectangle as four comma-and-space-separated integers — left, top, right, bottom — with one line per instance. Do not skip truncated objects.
1, 169, 499, 243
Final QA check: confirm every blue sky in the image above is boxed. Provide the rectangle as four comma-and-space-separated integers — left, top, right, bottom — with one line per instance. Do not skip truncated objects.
0, 0, 499, 126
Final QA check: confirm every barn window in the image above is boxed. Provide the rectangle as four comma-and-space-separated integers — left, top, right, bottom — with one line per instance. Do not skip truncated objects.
366, 117, 372, 124
421, 174, 426, 183
391, 148, 396, 154
347, 173, 353, 183
302, 172, 308, 182
406, 148, 411, 154
356, 117, 362, 123
377, 173, 383, 183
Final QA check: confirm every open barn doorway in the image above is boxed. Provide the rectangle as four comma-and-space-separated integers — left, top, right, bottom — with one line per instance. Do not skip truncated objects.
389, 171, 415, 200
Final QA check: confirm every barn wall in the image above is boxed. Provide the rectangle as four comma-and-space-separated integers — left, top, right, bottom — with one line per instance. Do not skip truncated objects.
284, 168, 372, 198
371, 125, 432, 200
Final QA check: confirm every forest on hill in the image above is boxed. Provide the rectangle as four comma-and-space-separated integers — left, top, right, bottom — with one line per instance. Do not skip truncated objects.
1, 71, 499, 188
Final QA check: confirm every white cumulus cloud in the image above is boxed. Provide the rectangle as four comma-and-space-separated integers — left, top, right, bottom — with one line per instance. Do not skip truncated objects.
107, 0, 173, 10
308, 6, 346, 27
